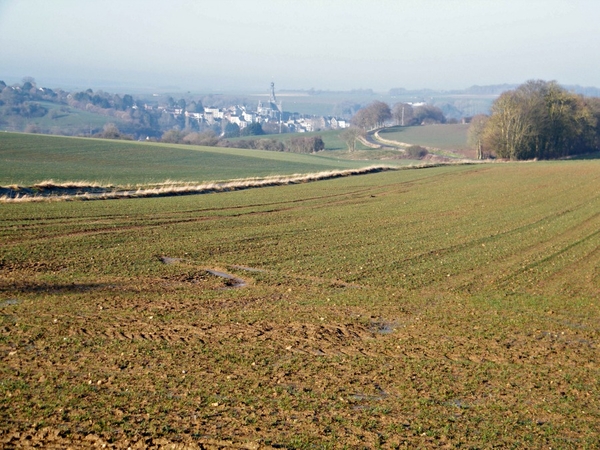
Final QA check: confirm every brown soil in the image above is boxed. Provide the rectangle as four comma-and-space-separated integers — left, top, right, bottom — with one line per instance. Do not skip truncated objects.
2, 265, 598, 448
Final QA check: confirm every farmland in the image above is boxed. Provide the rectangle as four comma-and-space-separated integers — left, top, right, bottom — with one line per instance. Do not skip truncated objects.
0, 133, 376, 187
378, 124, 470, 152
1, 157, 599, 448
28, 102, 124, 135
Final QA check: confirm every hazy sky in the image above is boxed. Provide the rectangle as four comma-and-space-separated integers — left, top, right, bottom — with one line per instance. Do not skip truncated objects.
1, 0, 599, 92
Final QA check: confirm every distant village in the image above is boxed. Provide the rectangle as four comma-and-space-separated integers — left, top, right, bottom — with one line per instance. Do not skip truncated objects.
154, 83, 350, 134
2, 77, 520, 139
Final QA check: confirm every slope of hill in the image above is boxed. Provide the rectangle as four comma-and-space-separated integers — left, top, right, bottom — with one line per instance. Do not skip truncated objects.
0, 132, 378, 186
1, 161, 599, 448
378, 124, 470, 151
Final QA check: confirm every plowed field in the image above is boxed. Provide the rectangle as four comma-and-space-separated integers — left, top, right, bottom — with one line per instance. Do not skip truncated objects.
1, 162, 599, 448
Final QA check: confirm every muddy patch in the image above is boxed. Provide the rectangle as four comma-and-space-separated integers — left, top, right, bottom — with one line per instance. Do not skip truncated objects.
349, 384, 390, 410
158, 256, 183, 265
205, 269, 248, 288
370, 319, 398, 335
230, 265, 267, 273
445, 398, 472, 409
158, 257, 248, 288
0, 281, 114, 295
0, 298, 19, 308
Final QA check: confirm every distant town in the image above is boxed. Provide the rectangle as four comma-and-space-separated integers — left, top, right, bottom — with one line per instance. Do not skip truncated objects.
156, 83, 350, 134
2, 77, 600, 144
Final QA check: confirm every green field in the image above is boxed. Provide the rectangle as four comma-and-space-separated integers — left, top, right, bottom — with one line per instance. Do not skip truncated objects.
0, 102, 122, 135
35, 102, 123, 132
1, 160, 599, 448
379, 124, 470, 151
0, 133, 378, 186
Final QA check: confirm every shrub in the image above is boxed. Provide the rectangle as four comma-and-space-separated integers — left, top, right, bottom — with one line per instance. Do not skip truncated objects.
404, 145, 429, 159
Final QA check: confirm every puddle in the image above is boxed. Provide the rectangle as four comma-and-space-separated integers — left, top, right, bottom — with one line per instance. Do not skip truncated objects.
230, 265, 266, 273
206, 269, 247, 288
370, 321, 397, 334
0, 298, 19, 307
350, 394, 385, 401
159, 256, 183, 265
350, 384, 389, 402
445, 398, 471, 409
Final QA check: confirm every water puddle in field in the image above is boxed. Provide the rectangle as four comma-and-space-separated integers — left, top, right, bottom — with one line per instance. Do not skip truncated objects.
205, 269, 247, 289
350, 384, 389, 409
445, 398, 471, 409
350, 393, 386, 401
0, 298, 19, 308
159, 256, 183, 265
230, 265, 267, 273
158, 257, 248, 288
370, 320, 397, 335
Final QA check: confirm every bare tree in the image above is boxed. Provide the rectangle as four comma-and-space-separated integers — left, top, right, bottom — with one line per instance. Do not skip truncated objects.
340, 127, 364, 152
467, 115, 489, 159
351, 101, 391, 130
413, 104, 446, 125
483, 80, 598, 160
392, 102, 414, 126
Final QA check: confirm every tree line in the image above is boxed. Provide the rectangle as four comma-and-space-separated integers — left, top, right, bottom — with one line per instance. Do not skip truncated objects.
338, 100, 448, 152
349, 100, 448, 131
152, 127, 325, 154
0, 78, 339, 144
469, 80, 600, 160
0, 78, 253, 138
0, 78, 164, 137
0, 78, 326, 154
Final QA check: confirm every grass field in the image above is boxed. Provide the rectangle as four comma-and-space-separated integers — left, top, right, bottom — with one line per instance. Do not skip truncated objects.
1, 160, 599, 448
379, 124, 470, 151
0, 133, 378, 186
35, 102, 122, 133
0, 102, 121, 135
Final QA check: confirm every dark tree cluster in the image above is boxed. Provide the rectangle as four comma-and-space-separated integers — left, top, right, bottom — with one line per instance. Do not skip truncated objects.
70, 90, 135, 111
219, 138, 286, 152
351, 101, 392, 130
217, 136, 324, 154
0, 78, 206, 138
0, 78, 57, 128
353, 101, 447, 130
288, 136, 325, 153
240, 122, 265, 136
391, 103, 446, 126
413, 104, 446, 125
223, 122, 241, 138
159, 130, 219, 146
94, 123, 132, 140
403, 145, 429, 159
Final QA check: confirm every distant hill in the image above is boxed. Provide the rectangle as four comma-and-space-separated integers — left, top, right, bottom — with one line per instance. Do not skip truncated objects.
389, 83, 600, 98
3, 78, 599, 139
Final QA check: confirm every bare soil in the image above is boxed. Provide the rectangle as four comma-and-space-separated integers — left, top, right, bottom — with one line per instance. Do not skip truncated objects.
2, 163, 599, 448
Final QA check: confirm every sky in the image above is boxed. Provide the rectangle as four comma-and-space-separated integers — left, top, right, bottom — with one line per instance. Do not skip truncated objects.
1, 0, 599, 93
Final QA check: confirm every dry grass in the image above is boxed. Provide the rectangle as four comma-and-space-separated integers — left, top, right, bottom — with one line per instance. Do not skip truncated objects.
33, 179, 112, 189
0, 161, 509, 204
0, 164, 483, 203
